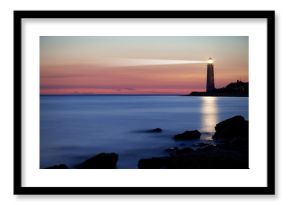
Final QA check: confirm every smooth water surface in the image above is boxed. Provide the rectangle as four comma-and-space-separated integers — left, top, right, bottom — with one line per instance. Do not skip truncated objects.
40, 96, 248, 168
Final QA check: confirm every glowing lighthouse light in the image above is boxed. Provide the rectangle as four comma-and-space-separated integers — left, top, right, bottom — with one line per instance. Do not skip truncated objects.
207, 58, 214, 64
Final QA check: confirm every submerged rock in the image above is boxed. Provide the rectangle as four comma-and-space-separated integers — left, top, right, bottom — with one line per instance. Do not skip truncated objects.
149, 128, 163, 133
174, 130, 201, 140
78, 152, 118, 169
46, 164, 68, 169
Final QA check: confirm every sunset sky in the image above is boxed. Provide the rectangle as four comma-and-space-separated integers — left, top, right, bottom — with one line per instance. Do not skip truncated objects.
40, 36, 248, 95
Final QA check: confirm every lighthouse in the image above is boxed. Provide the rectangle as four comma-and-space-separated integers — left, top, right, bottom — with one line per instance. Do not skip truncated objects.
206, 57, 215, 92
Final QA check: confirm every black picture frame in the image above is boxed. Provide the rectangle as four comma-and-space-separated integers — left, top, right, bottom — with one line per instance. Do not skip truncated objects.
14, 10, 275, 195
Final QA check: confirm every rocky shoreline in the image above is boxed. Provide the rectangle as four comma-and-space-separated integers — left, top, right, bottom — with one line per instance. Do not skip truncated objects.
46, 115, 248, 169
188, 80, 249, 97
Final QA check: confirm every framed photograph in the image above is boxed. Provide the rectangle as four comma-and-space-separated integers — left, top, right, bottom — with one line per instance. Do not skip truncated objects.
14, 10, 275, 195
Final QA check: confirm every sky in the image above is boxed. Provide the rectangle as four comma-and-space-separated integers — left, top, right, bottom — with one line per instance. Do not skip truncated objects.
40, 36, 248, 95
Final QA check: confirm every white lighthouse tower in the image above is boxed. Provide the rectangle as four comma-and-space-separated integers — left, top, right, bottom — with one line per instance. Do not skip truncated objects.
206, 57, 215, 92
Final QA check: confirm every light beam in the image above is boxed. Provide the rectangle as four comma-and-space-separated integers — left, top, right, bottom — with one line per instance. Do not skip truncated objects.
109, 58, 208, 67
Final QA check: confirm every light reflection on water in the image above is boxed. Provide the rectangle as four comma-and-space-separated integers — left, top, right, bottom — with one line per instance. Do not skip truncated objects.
200, 97, 218, 141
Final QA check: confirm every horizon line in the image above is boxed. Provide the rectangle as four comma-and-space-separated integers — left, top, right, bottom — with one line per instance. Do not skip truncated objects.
40, 94, 182, 96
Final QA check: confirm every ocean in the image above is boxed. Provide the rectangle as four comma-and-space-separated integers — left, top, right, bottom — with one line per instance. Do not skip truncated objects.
40, 95, 248, 168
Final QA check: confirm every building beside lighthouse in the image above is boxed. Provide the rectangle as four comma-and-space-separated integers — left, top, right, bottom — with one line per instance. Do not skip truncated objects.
206, 57, 215, 92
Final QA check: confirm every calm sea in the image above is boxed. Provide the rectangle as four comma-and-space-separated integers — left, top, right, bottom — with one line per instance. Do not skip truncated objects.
40, 95, 248, 168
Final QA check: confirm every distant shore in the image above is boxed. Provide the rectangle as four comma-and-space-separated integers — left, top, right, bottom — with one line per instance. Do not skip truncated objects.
40, 94, 248, 97
185, 92, 248, 97
187, 80, 249, 97
40, 94, 179, 96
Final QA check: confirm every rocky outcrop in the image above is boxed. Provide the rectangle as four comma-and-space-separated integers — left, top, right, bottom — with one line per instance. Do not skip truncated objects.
188, 81, 248, 97
213, 115, 248, 152
46, 164, 68, 169
78, 152, 118, 169
138, 157, 171, 169
173, 130, 201, 140
138, 146, 248, 169
139, 115, 249, 169
213, 115, 248, 140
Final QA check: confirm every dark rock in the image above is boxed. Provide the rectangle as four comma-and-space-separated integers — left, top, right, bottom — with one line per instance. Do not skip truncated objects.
138, 116, 249, 169
196, 142, 208, 146
196, 144, 216, 152
164, 147, 178, 152
46, 164, 68, 169
138, 147, 248, 169
188, 81, 248, 97
78, 153, 118, 169
148, 128, 163, 133
174, 130, 201, 140
138, 157, 170, 169
165, 147, 194, 157
175, 147, 194, 155
164, 147, 179, 157
213, 115, 248, 141
213, 116, 249, 149
178, 149, 248, 169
